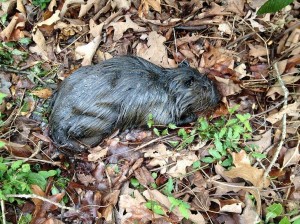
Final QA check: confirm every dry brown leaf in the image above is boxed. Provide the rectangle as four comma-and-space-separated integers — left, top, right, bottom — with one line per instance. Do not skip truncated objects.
110, 15, 146, 41
134, 167, 155, 186
88, 146, 108, 161
136, 31, 175, 67
111, 0, 132, 10
1, 1, 16, 14
119, 191, 158, 223
215, 76, 242, 96
226, 0, 245, 16
79, 0, 98, 17
138, 0, 161, 17
167, 152, 198, 178
31, 28, 48, 58
218, 23, 232, 35
0, 15, 18, 40
37, 10, 60, 26
237, 195, 261, 223
223, 150, 270, 188
282, 145, 300, 169
248, 44, 269, 58
246, 129, 272, 153
213, 199, 243, 213
75, 35, 101, 66
31, 88, 52, 99
60, 0, 85, 17
89, 20, 104, 37
245, 11, 265, 32
143, 144, 175, 173
48, 0, 57, 11
16, 0, 26, 15
143, 189, 205, 224
266, 101, 300, 124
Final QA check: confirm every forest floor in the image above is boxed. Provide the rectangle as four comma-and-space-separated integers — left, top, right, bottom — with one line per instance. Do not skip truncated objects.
0, 0, 300, 223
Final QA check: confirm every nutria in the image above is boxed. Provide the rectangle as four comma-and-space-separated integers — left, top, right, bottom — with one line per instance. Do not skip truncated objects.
49, 56, 220, 151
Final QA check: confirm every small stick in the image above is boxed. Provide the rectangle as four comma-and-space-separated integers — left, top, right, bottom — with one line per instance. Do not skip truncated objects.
1, 199, 6, 224
263, 63, 289, 183
5, 194, 77, 212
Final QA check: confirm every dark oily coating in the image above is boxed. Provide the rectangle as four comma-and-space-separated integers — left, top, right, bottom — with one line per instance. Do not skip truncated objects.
49, 56, 220, 151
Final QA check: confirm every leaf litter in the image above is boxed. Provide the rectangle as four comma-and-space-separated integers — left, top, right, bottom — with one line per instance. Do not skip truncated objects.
0, 0, 299, 223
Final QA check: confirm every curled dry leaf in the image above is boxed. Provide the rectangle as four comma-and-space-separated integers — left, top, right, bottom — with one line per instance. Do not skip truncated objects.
31, 88, 52, 99
167, 151, 198, 178
223, 150, 270, 188
248, 44, 269, 58
37, 10, 60, 27
0, 14, 25, 41
111, 0, 132, 10
79, 0, 98, 17
282, 145, 300, 169
88, 146, 108, 161
60, 0, 85, 17
138, 0, 161, 17
75, 35, 102, 66
110, 15, 147, 41
119, 192, 157, 223
266, 101, 300, 124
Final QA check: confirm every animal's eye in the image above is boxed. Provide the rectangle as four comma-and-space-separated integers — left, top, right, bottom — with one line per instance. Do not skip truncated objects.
185, 77, 195, 87
202, 85, 208, 91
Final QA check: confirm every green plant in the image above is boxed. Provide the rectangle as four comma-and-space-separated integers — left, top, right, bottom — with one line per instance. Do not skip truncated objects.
32, 0, 51, 9
257, 0, 294, 15
0, 158, 57, 203
265, 203, 300, 224
168, 196, 190, 219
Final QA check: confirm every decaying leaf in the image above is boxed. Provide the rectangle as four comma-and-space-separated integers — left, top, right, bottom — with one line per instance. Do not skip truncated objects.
223, 150, 270, 188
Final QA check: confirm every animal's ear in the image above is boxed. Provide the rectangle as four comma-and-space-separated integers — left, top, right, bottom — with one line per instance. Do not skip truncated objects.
178, 60, 189, 68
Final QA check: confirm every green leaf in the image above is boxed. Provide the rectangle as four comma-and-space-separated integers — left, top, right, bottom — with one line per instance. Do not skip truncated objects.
161, 128, 169, 136
201, 157, 215, 163
279, 216, 291, 224
11, 160, 23, 170
219, 127, 227, 138
0, 92, 7, 104
266, 203, 283, 222
145, 201, 165, 215
21, 164, 31, 173
0, 162, 8, 172
27, 173, 47, 189
214, 138, 223, 153
11, 49, 27, 56
168, 140, 179, 147
178, 128, 187, 138
257, 0, 294, 15
192, 160, 201, 169
168, 123, 177, 129
153, 128, 160, 136
0, 13, 8, 24
179, 203, 190, 219
147, 114, 154, 128
0, 141, 5, 148
151, 172, 158, 179
163, 178, 173, 196
130, 178, 140, 188
228, 105, 239, 114
18, 37, 32, 46
208, 149, 222, 159
226, 119, 238, 127
38, 170, 57, 178
251, 152, 266, 159
198, 118, 209, 130
221, 157, 233, 167
293, 218, 300, 224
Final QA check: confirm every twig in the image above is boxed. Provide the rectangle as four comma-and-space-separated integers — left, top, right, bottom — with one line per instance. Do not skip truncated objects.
5, 194, 77, 212
263, 63, 289, 183
1, 199, 6, 224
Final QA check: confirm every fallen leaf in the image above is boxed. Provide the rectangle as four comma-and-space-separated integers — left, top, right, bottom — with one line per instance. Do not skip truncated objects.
282, 145, 300, 169
266, 102, 300, 124
31, 88, 52, 99
37, 10, 60, 26
223, 150, 270, 188
110, 15, 147, 41
111, 0, 132, 10
215, 76, 242, 96
60, 0, 85, 17
75, 35, 102, 66
248, 44, 269, 57
136, 31, 175, 67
